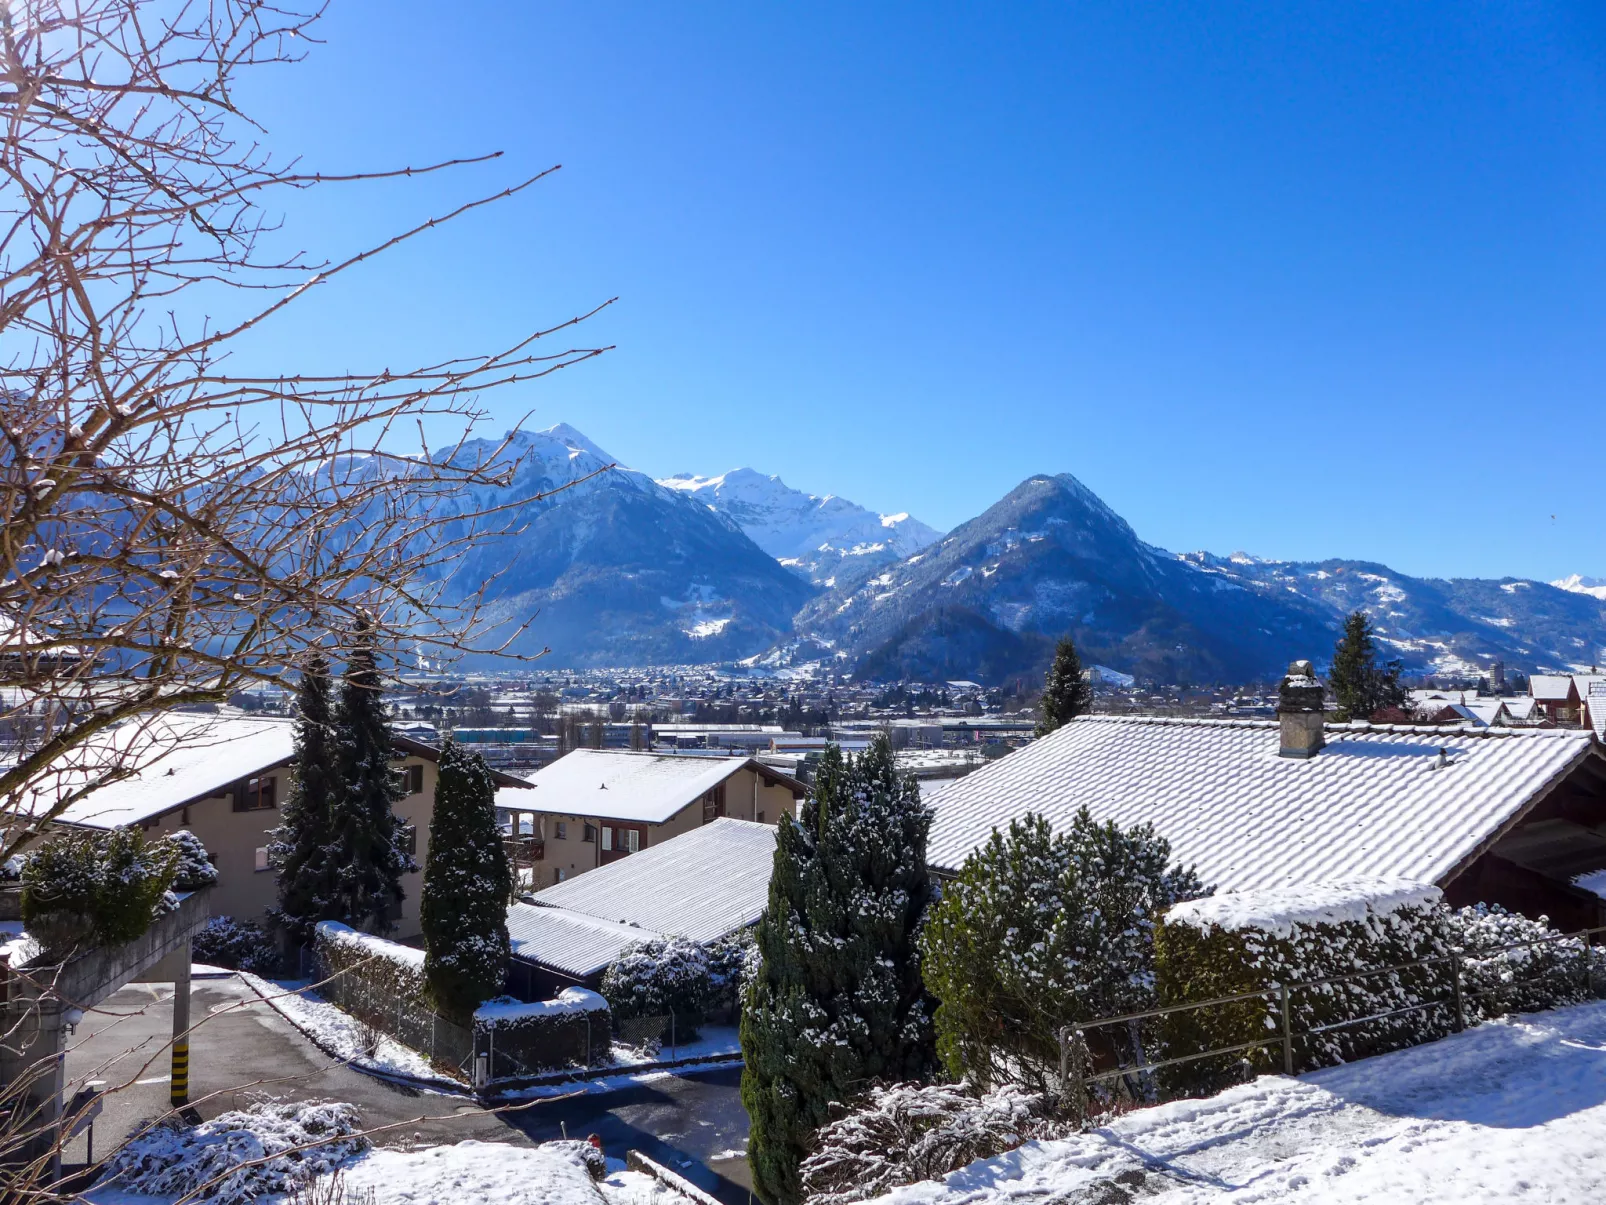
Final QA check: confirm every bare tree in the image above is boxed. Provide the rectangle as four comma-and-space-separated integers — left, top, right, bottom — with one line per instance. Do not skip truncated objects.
0, 0, 612, 857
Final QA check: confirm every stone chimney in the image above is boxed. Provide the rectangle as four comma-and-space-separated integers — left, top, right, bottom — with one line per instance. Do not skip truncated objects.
1277, 660, 1326, 759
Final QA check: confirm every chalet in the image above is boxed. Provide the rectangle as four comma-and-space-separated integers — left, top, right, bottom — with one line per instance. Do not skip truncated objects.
494, 749, 805, 891
1531, 674, 1582, 723
504, 817, 775, 998
928, 674, 1606, 932
44, 713, 529, 939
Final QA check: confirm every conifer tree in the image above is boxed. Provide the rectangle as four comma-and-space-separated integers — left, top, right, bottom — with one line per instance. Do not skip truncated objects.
1329, 610, 1407, 721
1036, 634, 1093, 736
740, 735, 935, 1205
421, 739, 513, 1020
268, 654, 342, 947
330, 616, 413, 933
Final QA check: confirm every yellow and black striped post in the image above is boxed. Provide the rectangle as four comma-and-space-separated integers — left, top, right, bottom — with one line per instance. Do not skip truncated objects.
171, 940, 191, 1108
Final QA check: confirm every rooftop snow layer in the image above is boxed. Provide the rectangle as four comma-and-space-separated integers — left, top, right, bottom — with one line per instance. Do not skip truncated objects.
1166, 879, 1443, 939
43, 714, 296, 829
497, 749, 799, 825
504, 904, 663, 978
529, 817, 777, 946
927, 716, 1597, 891
475, 987, 607, 1024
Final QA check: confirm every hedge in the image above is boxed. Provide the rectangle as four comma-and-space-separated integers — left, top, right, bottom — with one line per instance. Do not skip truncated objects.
1154, 880, 1455, 1095
474, 988, 611, 1078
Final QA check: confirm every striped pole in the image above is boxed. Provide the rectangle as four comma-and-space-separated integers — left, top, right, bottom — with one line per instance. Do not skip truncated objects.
171, 940, 191, 1108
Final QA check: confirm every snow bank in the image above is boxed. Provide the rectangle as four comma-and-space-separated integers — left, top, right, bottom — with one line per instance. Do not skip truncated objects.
475, 987, 607, 1024
322, 1139, 607, 1205
316, 920, 426, 968
1166, 878, 1442, 939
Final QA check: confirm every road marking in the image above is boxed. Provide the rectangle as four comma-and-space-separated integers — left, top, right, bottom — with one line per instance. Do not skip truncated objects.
135, 1076, 171, 1085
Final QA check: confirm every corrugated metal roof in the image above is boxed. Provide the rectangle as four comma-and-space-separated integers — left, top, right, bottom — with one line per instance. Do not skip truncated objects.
527, 817, 778, 946
495, 748, 799, 825
927, 716, 1597, 891
505, 904, 661, 978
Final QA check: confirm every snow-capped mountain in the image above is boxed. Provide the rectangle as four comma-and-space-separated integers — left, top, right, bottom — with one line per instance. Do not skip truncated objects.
431, 425, 815, 666
656, 468, 939, 585
1553, 575, 1606, 601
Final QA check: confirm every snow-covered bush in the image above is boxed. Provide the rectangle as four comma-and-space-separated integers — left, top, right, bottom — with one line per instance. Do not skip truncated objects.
474, 989, 611, 1078
920, 809, 1206, 1094
165, 829, 220, 891
313, 922, 428, 1039
706, 928, 757, 1016
1451, 904, 1606, 1019
1156, 880, 1454, 1094
21, 827, 177, 956
800, 1082, 1064, 1205
195, 915, 280, 975
102, 1101, 367, 1204
601, 936, 711, 1028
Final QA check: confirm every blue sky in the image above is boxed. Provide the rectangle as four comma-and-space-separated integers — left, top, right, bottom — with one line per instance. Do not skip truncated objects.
230, 2, 1605, 581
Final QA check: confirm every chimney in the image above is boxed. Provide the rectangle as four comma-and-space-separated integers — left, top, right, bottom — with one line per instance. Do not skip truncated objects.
1277, 660, 1326, 759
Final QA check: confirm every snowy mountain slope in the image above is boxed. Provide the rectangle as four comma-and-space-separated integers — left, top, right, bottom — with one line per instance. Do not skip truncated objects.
1555, 574, 1606, 601
428, 425, 815, 666
798, 474, 1338, 685
1185, 552, 1606, 676
657, 468, 939, 584
869, 998, 1606, 1205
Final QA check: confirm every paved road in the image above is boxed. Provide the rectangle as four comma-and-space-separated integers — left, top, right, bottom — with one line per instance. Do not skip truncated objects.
64, 974, 754, 1202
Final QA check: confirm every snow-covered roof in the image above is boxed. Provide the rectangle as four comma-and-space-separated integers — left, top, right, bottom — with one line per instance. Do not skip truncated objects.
504, 902, 662, 978
496, 749, 801, 825
1531, 675, 1578, 702
39, 715, 297, 829
927, 716, 1599, 891
529, 817, 777, 946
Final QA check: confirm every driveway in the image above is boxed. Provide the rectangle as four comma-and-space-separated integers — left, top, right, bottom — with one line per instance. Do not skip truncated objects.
64, 974, 753, 1202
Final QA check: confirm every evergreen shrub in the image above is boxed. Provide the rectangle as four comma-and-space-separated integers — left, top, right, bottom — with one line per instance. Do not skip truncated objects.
706, 928, 756, 1017
601, 936, 711, 1033
193, 915, 280, 974
165, 830, 219, 891
1154, 880, 1453, 1096
474, 989, 611, 1077
21, 828, 177, 956
1451, 903, 1606, 1019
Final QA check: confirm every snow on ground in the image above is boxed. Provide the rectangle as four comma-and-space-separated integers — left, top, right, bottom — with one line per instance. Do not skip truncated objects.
610, 1024, 741, 1068
870, 999, 1606, 1205
239, 973, 457, 1088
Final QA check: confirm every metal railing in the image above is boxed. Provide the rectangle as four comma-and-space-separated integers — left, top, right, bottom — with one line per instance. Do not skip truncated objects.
1057, 923, 1606, 1120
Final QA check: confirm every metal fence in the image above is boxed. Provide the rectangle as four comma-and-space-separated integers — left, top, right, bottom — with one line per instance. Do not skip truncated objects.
1057, 923, 1606, 1120
612, 1011, 697, 1061
312, 950, 476, 1081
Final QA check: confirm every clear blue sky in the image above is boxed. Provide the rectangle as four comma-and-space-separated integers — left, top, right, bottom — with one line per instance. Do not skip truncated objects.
230, 1, 1606, 582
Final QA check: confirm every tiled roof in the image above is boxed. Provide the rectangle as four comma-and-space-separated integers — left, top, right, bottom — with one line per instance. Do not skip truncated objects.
496, 749, 800, 825
927, 716, 1597, 891
505, 904, 660, 979
528, 817, 777, 945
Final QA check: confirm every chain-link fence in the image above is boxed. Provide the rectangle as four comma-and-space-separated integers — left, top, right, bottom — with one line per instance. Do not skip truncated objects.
311, 948, 475, 1081
612, 1011, 697, 1061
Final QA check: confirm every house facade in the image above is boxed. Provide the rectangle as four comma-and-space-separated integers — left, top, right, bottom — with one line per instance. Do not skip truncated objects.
495, 749, 805, 891
52, 714, 530, 940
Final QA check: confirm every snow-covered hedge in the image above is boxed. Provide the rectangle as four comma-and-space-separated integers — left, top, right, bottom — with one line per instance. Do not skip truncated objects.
102, 1101, 366, 1205
600, 936, 711, 1032
21, 827, 177, 957
474, 988, 611, 1078
313, 921, 428, 1033
193, 915, 279, 975
1155, 880, 1455, 1093
706, 928, 757, 1017
799, 1082, 1065, 1205
165, 829, 219, 892
1452, 903, 1606, 1019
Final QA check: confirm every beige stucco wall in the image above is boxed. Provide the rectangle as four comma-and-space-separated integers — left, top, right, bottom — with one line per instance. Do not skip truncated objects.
139, 754, 439, 939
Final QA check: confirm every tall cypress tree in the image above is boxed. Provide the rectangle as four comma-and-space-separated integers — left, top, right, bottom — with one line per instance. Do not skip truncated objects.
1036, 634, 1093, 736
740, 735, 935, 1205
268, 653, 342, 947
421, 739, 513, 1020
1330, 610, 1407, 721
330, 616, 412, 933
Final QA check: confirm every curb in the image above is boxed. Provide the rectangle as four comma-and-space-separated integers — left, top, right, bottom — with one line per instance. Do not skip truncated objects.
626, 1149, 725, 1205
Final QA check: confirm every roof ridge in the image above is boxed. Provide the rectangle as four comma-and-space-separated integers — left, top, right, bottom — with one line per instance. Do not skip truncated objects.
1071, 714, 1584, 739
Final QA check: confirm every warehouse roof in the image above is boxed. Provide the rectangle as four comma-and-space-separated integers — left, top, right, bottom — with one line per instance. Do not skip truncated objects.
497, 749, 803, 825
927, 716, 1599, 892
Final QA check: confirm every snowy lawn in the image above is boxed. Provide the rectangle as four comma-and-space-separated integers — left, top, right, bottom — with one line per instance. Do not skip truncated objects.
870, 998, 1606, 1204
239, 973, 461, 1089
611, 1025, 741, 1068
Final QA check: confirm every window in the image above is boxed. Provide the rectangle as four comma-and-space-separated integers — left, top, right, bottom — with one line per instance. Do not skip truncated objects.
253, 847, 270, 872
625, 828, 640, 854
393, 763, 424, 796
583, 824, 598, 843
234, 775, 276, 812
555, 822, 568, 840
601, 826, 613, 852
400, 824, 418, 857
757, 811, 766, 823
555, 867, 567, 883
